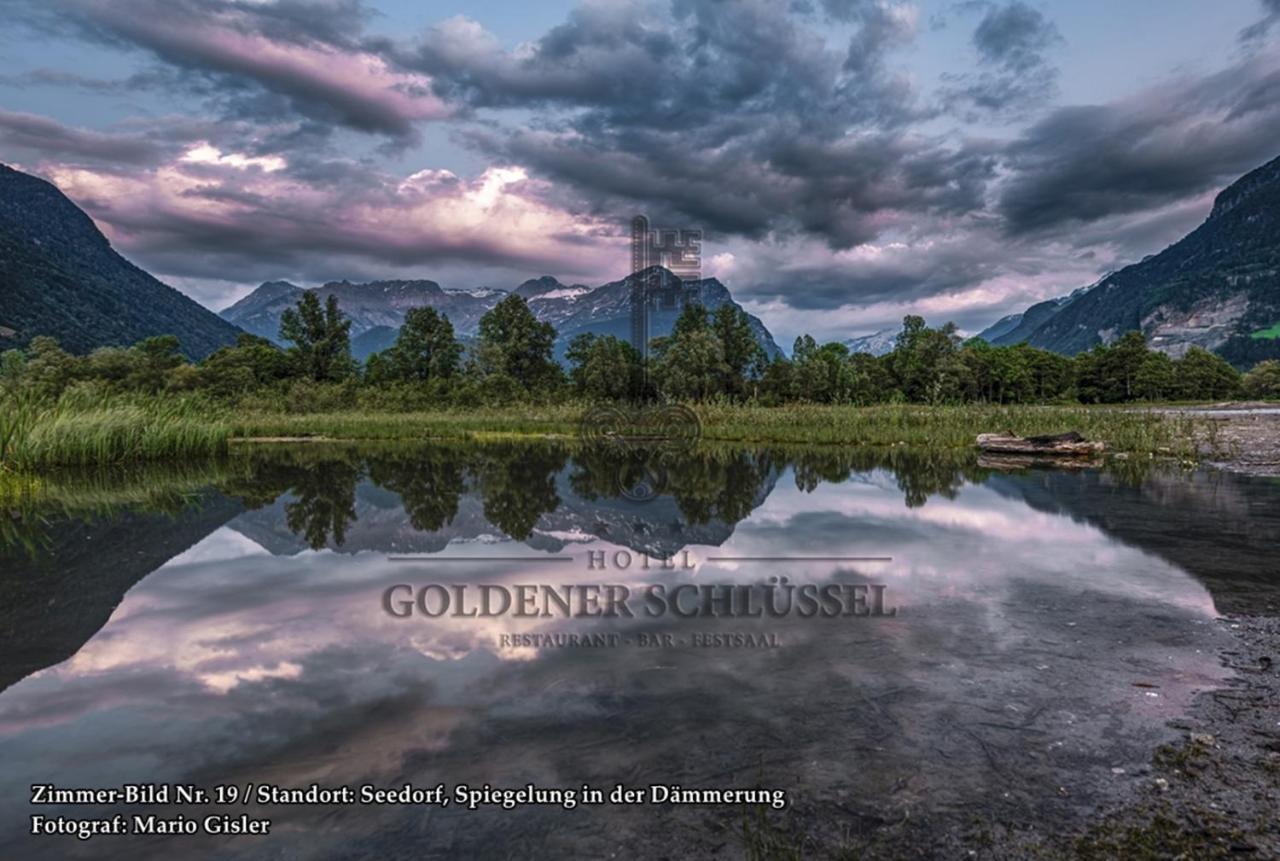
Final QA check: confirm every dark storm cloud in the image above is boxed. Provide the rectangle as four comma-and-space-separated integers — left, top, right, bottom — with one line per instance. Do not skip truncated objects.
938, 1, 1061, 118
0, 109, 168, 165
411, 0, 903, 128
731, 231, 1009, 311
17, 0, 446, 139
410, 0, 978, 250
470, 124, 995, 251
998, 49, 1280, 233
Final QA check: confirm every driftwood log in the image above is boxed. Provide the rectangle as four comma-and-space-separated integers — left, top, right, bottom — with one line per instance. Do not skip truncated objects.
977, 453, 1103, 471
975, 430, 1105, 456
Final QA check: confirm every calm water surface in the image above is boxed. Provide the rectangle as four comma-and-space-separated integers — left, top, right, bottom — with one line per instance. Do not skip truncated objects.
2, 443, 1277, 858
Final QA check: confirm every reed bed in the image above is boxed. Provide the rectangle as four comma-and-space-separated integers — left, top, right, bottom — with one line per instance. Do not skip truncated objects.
692, 403, 1207, 455
0, 393, 231, 470
233, 403, 1205, 456
2, 395, 1209, 474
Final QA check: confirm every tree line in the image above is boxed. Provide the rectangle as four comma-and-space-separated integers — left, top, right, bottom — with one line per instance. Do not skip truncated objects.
3, 290, 1278, 405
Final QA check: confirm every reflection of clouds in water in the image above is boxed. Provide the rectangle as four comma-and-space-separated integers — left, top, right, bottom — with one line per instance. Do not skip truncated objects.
0, 463, 1235, 858
726, 467, 1219, 617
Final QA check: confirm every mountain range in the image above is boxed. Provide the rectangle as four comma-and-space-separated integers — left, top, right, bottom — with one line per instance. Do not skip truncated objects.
5, 154, 1280, 368
221, 266, 784, 362
0, 164, 241, 358
842, 328, 899, 357
975, 154, 1280, 365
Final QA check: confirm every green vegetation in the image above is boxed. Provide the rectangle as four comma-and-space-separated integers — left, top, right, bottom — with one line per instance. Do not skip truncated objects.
0, 390, 229, 470
0, 394, 1209, 472
0, 291, 1254, 471
1242, 359, 1280, 398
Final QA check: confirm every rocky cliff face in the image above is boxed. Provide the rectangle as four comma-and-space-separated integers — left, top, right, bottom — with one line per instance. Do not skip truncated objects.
976, 154, 1280, 365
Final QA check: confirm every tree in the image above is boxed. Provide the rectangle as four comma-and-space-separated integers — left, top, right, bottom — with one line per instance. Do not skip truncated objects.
1108, 331, 1150, 402
793, 341, 857, 403
652, 329, 728, 400
757, 356, 795, 406
671, 302, 710, 339
383, 306, 461, 383
128, 335, 184, 393
0, 349, 25, 397
1175, 347, 1241, 401
711, 304, 765, 395
1133, 352, 1176, 401
889, 316, 962, 403
23, 336, 79, 398
1242, 360, 1280, 399
279, 292, 353, 382
848, 352, 895, 405
1075, 332, 1150, 403
475, 294, 561, 392
565, 333, 643, 400
201, 334, 291, 396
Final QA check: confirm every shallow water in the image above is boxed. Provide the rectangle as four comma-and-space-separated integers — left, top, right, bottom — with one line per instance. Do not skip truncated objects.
1, 444, 1276, 858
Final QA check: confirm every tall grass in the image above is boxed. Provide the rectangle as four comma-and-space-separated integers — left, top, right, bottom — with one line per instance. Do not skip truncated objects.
692, 403, 1209, 455
229, 405, 581, 441
1, 394, 1213, 473
0, 391, 231, 470
231, 402, 1208, 456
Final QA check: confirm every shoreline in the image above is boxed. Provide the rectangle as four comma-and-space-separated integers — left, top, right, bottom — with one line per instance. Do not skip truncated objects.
10, 400, 1280, 472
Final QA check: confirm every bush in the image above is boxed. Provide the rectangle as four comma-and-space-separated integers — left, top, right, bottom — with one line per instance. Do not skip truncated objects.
1242, 360, 1280, 399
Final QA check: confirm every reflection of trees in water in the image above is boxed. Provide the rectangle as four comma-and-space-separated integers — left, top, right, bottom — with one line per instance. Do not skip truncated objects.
567, 446, 661, 500
1, 461, 239, 558
200, 442, 1171, 551
284, 462, 359, 549
569, 446, 776, 526
789, 447, 989, 508
665, 449, 777, 525
472, 444, 567, 540
221, 448, 361, 550
366, 450, 466, 531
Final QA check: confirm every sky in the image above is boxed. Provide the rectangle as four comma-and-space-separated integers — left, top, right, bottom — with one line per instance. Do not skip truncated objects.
2, 0, 1279, 345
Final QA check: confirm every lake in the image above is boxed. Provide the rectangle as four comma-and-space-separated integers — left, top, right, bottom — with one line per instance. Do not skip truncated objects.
2, 443, 1277, 858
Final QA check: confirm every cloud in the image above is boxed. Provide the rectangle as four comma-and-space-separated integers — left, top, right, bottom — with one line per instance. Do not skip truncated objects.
938, 1, 1062, 118
5, 0, 1274, 340
971, 1, 1060, 71
0, 109, 168, 165
32, 132, 620, 286
406, 1, 985, 253
22, 0, 448, 139
1241, 0, 1280, 42
998, 47, 1280, 233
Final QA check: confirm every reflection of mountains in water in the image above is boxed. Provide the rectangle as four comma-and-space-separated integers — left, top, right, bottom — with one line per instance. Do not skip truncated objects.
228, 464, 781, 558
0, 491, 243, 694
986, 468, 1280, 615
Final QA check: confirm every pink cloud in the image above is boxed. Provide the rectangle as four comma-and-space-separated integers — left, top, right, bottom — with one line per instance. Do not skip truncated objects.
65, 0, 449, 136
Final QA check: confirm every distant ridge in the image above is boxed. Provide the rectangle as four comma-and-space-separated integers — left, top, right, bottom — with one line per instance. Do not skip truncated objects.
223, 265, 783, 363
0, 163, 241, 358
974, 154, 1280, 364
